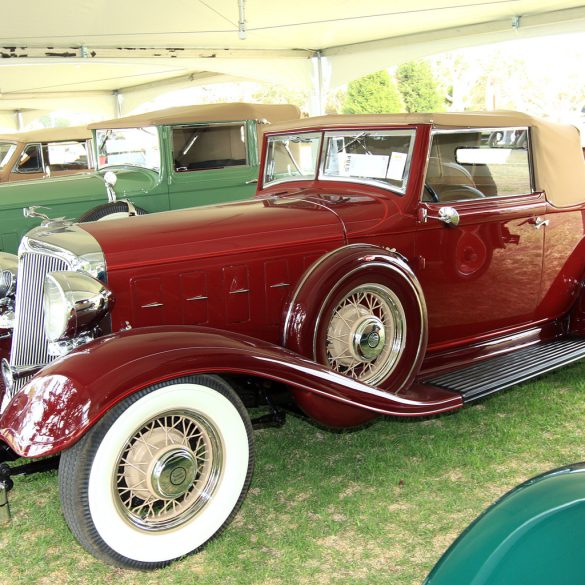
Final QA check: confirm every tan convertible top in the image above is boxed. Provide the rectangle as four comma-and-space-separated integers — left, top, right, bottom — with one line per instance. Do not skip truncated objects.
0, 125, 91, 143
89, 103, 301, 130
264, 111, 585, 208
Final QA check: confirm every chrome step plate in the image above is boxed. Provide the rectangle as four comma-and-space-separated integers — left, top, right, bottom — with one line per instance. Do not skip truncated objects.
426, 337, 585, 402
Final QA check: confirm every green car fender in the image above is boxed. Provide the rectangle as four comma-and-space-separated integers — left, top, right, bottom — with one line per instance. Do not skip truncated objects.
425, 463, 585, 585
0, 168, 166, 253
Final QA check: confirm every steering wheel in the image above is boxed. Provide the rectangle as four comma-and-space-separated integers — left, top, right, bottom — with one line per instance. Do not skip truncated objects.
440, 185, 485, 201
424, 183, 439, 202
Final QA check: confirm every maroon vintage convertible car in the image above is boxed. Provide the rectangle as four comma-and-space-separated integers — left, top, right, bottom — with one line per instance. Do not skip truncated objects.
0, 111, 584, 568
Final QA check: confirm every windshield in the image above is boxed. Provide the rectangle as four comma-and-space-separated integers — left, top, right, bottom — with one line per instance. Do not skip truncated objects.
0, 142, 17, 170
321, 130, 416, 193
263, 132, 321, 186
263, 129, 416, 193
96, 127, 160, 171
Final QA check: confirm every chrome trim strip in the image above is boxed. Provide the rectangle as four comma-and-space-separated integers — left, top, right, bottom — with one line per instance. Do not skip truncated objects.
229, 288, 250, 295
141, 302, 164, 308
270, 283, 290, 289
186, 295, 208, 301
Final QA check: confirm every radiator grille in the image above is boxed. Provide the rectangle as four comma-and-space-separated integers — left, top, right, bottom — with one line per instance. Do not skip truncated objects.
9, 252, 71, 390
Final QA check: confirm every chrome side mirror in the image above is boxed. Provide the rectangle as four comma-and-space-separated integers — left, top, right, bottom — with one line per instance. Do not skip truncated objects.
438, 206, 460, 227
103, 171, 118, 203
420, 206, 460, 227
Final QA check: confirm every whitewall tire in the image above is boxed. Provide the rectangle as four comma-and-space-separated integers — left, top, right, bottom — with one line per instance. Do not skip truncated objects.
59, 375, 254, 569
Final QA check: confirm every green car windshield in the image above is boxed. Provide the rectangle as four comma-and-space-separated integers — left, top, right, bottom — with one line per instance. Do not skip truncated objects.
0, 142, 17, 170
96, 127, 160, 171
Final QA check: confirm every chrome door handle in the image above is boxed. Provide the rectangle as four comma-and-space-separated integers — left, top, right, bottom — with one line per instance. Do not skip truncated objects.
533, 216, 549, 229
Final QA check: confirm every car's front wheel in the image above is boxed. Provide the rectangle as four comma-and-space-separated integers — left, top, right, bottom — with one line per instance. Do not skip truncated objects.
59, 375, 254, 569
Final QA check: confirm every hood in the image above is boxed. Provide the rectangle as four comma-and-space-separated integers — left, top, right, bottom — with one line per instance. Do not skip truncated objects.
0, 167, 159, 208
81, 194, 349, 272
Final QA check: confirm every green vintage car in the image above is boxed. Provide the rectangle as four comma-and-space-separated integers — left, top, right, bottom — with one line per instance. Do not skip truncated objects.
0, 103, 300, 253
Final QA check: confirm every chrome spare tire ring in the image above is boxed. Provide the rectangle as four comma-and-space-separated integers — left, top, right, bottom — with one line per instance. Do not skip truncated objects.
325, 283, 406, 385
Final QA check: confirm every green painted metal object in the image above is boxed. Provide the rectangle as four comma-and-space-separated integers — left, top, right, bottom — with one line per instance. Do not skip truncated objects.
425, 463, 585, 585
0, 103, 300, 254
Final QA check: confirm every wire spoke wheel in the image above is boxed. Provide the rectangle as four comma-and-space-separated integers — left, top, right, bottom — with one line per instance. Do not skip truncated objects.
115, 410, 222, 531
325, 283, 406, 385
59, 376, 254, 569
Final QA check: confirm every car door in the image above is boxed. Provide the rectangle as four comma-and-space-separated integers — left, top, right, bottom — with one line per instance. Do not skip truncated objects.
168, 121, 259, 209
415, 127, 546, 348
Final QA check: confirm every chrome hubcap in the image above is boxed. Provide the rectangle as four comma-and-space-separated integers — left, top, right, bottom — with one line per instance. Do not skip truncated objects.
353, 317, 386, 361
150, 447, 198, 499
325, 284, 406, 385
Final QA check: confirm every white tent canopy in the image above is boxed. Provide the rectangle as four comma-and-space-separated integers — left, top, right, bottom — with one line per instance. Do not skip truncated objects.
1, 1, 585, 126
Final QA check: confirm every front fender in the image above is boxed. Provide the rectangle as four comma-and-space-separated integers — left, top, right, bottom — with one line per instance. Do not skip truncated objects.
0, 326, 461, 458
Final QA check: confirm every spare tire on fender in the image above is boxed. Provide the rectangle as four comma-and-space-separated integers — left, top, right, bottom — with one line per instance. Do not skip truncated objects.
284, 244, 428, 395
78, 201, 148, 222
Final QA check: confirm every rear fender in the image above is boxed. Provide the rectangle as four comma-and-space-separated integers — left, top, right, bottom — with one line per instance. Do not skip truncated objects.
0, 326, 461, 458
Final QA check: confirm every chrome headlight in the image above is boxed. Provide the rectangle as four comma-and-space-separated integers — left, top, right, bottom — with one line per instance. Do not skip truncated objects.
43, 271, 113, 342
0, 252, 18, 298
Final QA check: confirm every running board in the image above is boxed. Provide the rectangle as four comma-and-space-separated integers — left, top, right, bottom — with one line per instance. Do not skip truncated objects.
425, 337, 585, 402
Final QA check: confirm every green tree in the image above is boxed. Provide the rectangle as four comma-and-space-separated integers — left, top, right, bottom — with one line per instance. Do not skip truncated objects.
342, 70, 404, 114
396, 61, 443, 112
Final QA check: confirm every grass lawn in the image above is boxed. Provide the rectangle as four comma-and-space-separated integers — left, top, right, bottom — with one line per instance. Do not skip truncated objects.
2, 360, 585, 585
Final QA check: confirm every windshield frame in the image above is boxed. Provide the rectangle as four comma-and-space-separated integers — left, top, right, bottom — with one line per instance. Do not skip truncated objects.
95, 126, 161, 172
262, 127, 418, 194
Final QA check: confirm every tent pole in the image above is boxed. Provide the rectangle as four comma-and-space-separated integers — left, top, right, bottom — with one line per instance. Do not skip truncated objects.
15, 110, 23, 131
310, 50, 324, 116
113, 90, 123, 118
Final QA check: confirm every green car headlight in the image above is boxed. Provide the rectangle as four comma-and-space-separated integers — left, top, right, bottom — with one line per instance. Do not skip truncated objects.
43, 271, 113, 342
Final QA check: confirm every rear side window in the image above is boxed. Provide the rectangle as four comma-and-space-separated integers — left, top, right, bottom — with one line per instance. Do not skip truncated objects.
172, 123, 247, 172
424, 128, 532, 202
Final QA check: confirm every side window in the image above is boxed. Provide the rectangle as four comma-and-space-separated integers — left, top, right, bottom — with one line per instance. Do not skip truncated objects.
16, 144, 43, 173
172, 123, 247, 172
424, 128, 532, 202
45, 141, 90, 171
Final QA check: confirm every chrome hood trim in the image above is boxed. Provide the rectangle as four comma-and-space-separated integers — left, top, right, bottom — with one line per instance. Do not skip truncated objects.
20, 223, 106, 282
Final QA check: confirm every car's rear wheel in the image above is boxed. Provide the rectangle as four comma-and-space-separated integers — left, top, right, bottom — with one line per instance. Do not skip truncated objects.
59, 375, 253, 569
78, 201, 147, 222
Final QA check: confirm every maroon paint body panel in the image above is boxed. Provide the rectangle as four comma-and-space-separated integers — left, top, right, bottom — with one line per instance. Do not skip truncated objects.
2, 114, 585, 457
0, 327, 461, 457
